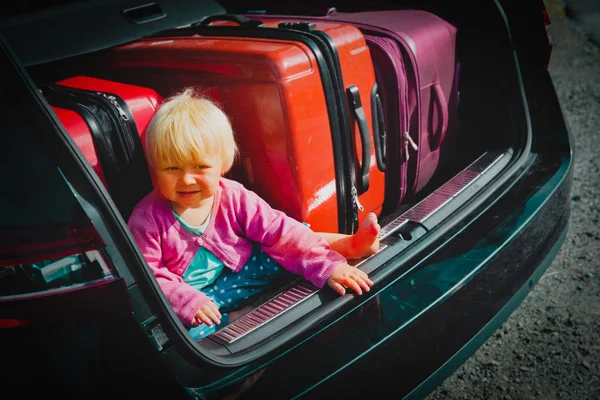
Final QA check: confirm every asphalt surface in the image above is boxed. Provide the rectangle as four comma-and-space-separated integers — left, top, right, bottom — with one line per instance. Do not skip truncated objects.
427, 0, 600, 399
564, 0, 600, 47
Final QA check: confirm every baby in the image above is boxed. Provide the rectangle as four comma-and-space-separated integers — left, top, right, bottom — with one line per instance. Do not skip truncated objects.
128, 88, 379, 339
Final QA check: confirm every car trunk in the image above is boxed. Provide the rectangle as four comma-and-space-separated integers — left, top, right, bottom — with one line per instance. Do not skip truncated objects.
9, 0, 534, 373
197, 2, 525, 365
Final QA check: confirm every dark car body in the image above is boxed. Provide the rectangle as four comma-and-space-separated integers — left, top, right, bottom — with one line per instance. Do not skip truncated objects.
0, 0, 571, 399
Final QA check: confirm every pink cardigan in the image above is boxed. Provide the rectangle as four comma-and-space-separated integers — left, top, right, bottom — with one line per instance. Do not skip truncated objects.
127, 177, 345, 327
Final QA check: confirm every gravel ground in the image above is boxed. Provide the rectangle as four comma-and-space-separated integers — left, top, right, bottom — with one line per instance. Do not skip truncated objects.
427, 1, 600, 399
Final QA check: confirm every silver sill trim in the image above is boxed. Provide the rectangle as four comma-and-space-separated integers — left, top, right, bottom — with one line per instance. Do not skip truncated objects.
379, 151, 506, 239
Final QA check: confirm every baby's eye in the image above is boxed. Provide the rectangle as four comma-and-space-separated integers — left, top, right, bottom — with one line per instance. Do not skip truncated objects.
194, 165, 208, 169
163, 166, 179, 171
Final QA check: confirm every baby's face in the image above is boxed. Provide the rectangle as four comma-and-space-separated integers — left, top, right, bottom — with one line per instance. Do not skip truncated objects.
155, 153, 223, 210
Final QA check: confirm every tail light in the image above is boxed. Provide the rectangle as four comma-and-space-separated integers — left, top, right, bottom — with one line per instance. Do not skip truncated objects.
0, 221, 104, 268
542, 7, 553, 69
0, 220, 116, 299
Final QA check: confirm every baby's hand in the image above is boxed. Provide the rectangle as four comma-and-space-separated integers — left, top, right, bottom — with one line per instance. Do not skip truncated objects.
193, 301, 222, 327
326, 262, 373, 296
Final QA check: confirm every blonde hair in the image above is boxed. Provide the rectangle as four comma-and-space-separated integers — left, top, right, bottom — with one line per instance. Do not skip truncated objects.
145, 88, 238, 174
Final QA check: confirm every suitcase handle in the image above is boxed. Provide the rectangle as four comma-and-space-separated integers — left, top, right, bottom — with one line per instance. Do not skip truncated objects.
346, 85, 371, 194
370, 83, 387, 172
198, 13, 266, 28
431, 82, 449, 150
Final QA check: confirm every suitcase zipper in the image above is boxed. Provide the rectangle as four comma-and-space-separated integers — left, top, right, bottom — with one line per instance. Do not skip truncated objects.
404, 131, 419, 162
351, 187, 364, 212
97, 92, 135, 160
99, 93, 129, 121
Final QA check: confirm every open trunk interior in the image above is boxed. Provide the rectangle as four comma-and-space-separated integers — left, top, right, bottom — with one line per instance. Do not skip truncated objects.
15, 0, 527, 366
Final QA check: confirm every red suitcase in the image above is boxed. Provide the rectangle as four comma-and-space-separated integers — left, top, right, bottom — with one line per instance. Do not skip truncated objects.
43, 76, 163, 218
86, 15, 385, 234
